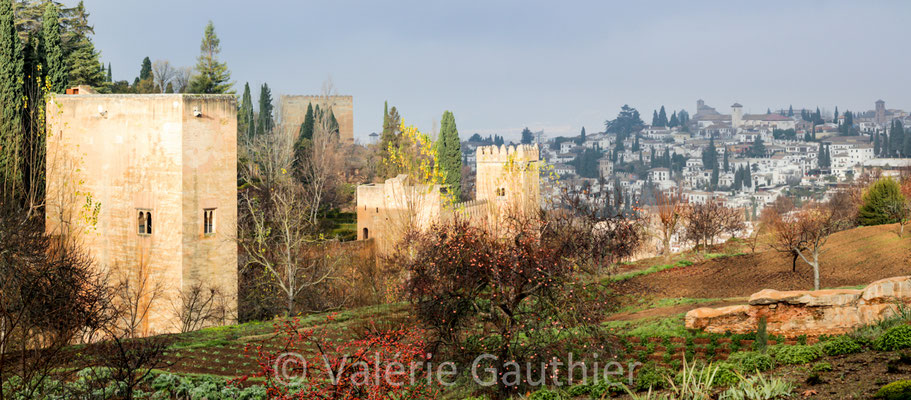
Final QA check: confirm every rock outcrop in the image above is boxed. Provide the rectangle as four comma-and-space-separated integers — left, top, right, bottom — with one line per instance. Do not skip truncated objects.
686, 276, 911, 337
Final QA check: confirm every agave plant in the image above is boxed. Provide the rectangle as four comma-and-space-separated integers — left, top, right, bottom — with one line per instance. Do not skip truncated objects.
720, 371, 794, 400
623, 358, 718, 400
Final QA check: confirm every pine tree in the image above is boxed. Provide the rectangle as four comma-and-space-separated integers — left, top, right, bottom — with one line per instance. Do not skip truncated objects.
255, 83, 273, 136
858, 177, 905, 226
64, 2, 105, 90
43, 3, 67, 93
238, 82, 253, 139
1, 0, 24, 194
438, 111, 462, 200
521, 127, 533, 144
188, 21, 233, 94
658, 106, 668, 126
139, 56, 152, 80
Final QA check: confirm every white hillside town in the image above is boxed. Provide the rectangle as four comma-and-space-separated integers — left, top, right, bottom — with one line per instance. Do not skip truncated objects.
461, 99, 911, 245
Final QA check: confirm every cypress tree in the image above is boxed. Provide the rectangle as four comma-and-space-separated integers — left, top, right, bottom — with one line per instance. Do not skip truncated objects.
658, 106, 668, 126
834, 106, 839, 122
188, 21, 233, 94
299, 103, 314, 141
1, 0, 24, 195
745, 164, 752, 188
903, 128, 911, 158
438, 111, 462, 200
256, 83, 273, 136
649, 148, 656, 168
238, 82, 253, 139
669, 111, 679, 127
106, 62, 112, 82
580, 126, 586, 141
788, 105, 794, 117
651, 110, 659, 126
874, 132, 881, 157
139, 56, 152, 80
723, 148, 729, 172
43, 3, 68, 93
891, 120, 905, 157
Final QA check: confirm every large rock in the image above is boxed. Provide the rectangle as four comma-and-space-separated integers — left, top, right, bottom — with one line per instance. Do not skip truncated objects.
686, 276, 911, 337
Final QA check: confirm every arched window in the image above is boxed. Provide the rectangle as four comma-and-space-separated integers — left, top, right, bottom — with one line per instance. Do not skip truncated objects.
363, 227, 369, 240
496, 187, 506, 197
138, 209, 152, 235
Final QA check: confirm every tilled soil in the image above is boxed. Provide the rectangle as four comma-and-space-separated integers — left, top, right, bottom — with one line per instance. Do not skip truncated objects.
612, 224, 911, 299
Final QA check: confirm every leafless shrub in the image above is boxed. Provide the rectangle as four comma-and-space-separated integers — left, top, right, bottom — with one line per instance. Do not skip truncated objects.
170, 282, 230, 333
109, 259, 165, 339
151, 60, 175, 93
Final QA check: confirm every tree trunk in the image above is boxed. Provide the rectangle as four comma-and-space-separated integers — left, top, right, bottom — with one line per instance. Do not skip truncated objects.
812, 250, 820, 291
791, 252, 798, 272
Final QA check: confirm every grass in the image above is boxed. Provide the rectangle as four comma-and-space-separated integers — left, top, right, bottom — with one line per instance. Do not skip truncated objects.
604, 313, 689, 338
615, 297, 727, 314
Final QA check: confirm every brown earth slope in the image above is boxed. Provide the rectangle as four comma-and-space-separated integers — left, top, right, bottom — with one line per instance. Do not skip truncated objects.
612, 223, 911, 299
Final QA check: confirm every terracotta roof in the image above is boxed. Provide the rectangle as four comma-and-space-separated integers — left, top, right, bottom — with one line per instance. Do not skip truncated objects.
743, 114, 792, 121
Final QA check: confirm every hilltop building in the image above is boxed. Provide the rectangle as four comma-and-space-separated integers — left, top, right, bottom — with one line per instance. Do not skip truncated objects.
46, 93, 238, 336
357, 144, 540, 254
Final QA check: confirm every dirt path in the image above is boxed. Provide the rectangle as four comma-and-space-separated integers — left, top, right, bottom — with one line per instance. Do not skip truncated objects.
605, 298, 748, 322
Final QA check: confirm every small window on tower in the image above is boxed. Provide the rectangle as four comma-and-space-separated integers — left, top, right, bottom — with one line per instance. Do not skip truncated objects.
204, 208, 216, 235
137, 209, 152, 235
496, 188, 506, 197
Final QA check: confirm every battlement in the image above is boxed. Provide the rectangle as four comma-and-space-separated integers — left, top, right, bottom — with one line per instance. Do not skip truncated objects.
476, 144, 540, 163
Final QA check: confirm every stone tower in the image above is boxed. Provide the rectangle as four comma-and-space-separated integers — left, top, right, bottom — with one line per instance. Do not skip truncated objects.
279, 95, 354, 143
46, 94, 238, 336
731, 103, 743, 132
475, 144, 540, 218
875, 99, 886, 125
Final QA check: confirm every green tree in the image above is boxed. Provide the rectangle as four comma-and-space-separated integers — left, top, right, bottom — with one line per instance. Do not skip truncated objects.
238, 82, 254, 139
788, 105, 794, 117
63, 1, 104, 90
105, 62, 111, 82
255, 83, 273, 136
139, 56, 151, 80
437, 111, 462, 200
605, 104, 644, 141
874, 131, 881, 157
722, 147, 729, 172
298, 103, 314, 141
890, 120, 905, 157
858, 177, 905, 226
570, 147, 601, 178
580, 126, 586, 141
702, 136, 718, 169
0, 0, 23, 196
42, 3, 67, 93
188, 21, 232, 94
520, 127, 533, 144
658, 105, 668, 126
749, 135, 766, 158
668, 111, 679, 127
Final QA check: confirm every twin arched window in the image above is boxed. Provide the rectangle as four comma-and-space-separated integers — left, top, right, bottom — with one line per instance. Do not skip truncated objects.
138, 210, 152, 235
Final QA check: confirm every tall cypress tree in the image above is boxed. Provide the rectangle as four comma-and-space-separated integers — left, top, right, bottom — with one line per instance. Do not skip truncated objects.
238, 82, 253, 139
874, 132, 881, 157
723, 148, 729, 172
256, 83, 273, 136
106, 62, 112, 82
43, 3, 67, 93
437, 111, 462, 200
139, 56, 152, 80
658, 106, 668, 126
188, 21, 233, 94
298, 103, 314, 141
891, 120, 905, 157
0, 0, 24, 195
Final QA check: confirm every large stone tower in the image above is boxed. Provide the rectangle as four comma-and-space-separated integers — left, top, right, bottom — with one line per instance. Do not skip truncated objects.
280, 95, 354, 143
475, 144, 540, 218
731, 103, 743, 132
46, 94, 238, 336
875, 99, 886, 125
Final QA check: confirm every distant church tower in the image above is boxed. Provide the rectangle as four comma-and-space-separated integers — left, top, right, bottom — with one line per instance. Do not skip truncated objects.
731, 103, 743, 132
875, 99, 886, 125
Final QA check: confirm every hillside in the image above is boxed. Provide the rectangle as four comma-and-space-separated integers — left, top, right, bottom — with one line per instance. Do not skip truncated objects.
612, 223, 911, 299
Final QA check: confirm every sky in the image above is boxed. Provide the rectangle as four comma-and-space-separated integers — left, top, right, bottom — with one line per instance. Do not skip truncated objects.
77, 0, 911, 143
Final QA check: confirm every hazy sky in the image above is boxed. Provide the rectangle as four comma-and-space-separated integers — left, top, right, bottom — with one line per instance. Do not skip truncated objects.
78, 0, 910, 142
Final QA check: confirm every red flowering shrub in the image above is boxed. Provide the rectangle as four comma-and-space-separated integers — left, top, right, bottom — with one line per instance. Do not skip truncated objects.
237, 316, 439, 399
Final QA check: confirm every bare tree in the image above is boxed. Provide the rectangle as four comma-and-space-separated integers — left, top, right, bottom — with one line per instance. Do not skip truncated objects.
110, 259, 165, 338
770, 202, 840, 290
656, 190, 687, 262
684, 201, 743, 252
171, 66, 192, 94
297, 81, 344, 225
151, 60, 176, 93
170, 282, 229, 333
